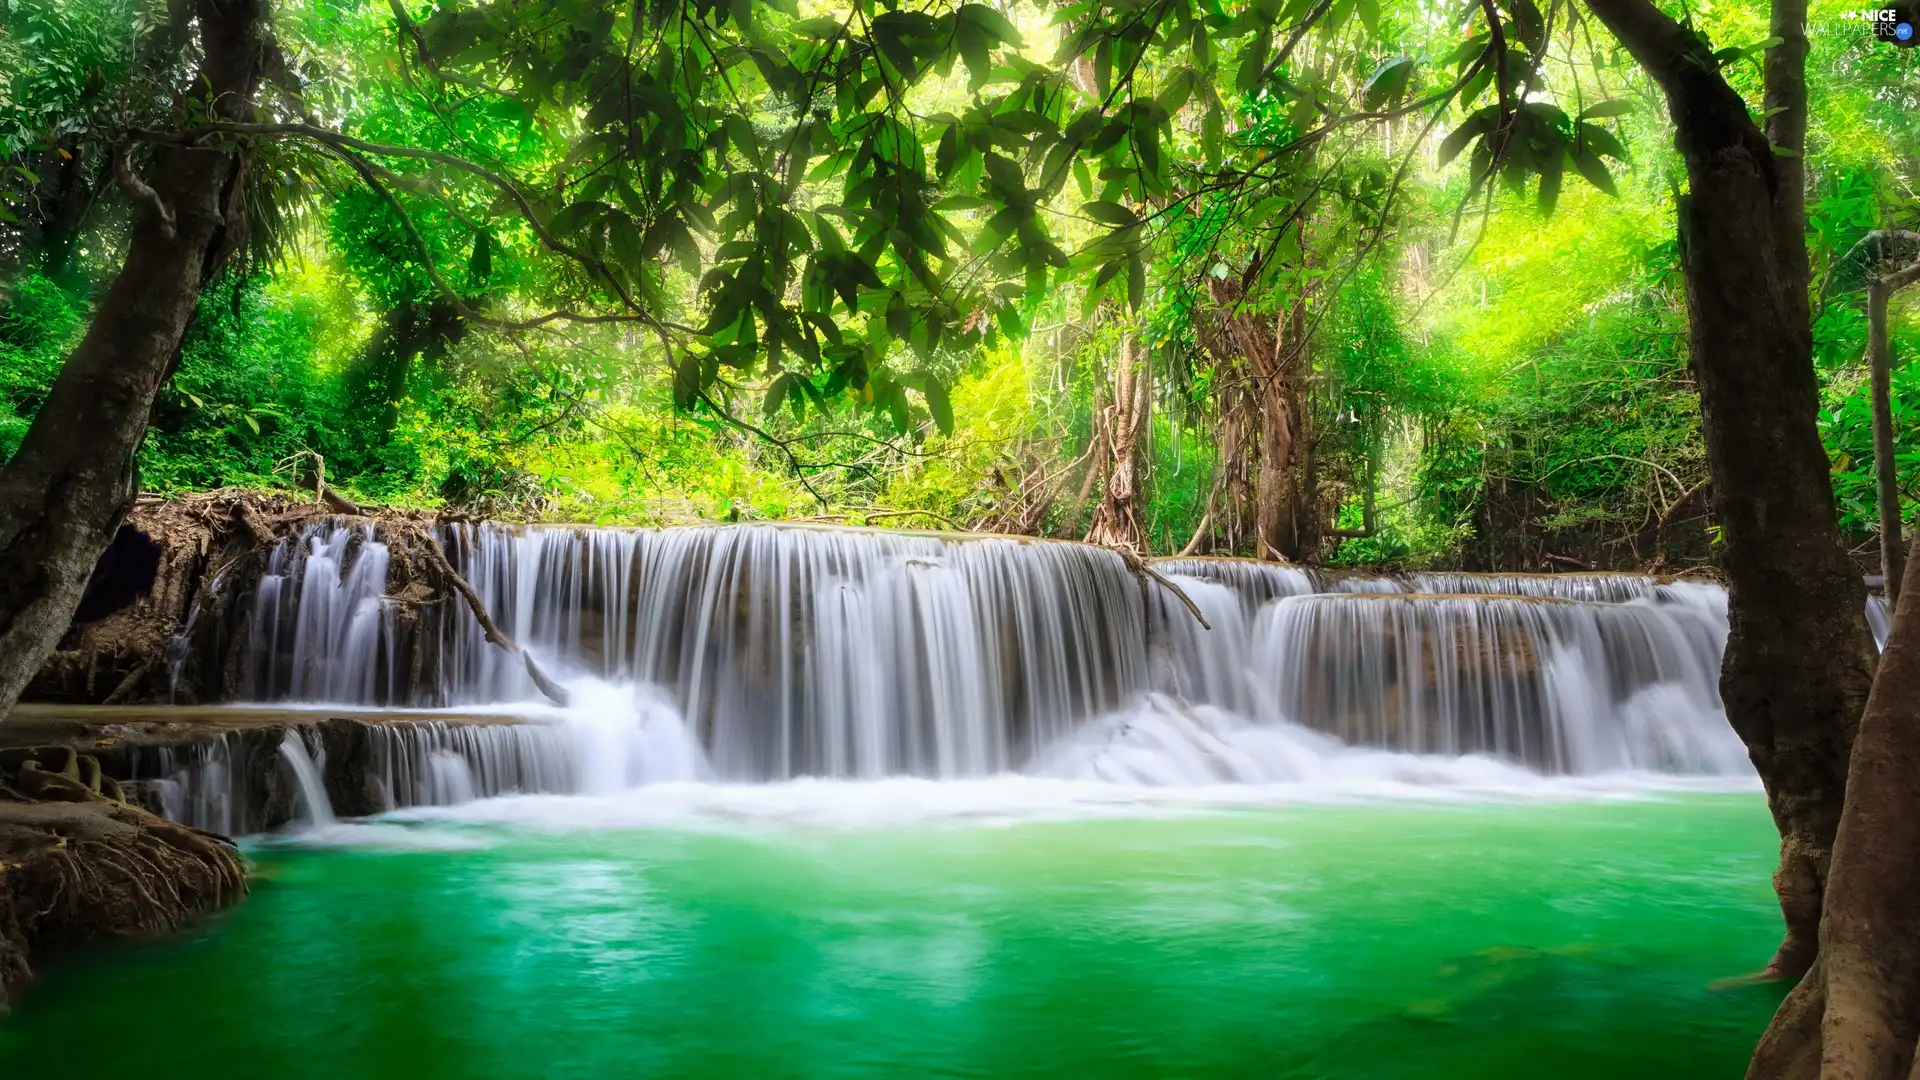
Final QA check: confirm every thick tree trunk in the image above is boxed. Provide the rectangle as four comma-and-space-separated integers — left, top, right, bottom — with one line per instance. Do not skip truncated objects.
0, 0, 267, 722
1582, 0, 1876, 979
1213, 363, 1259, 554
1203, 282, 1313, 561
1251, 307, 1303, 561
1749, 537, 1920, 1080
1086, 335, 1149, 549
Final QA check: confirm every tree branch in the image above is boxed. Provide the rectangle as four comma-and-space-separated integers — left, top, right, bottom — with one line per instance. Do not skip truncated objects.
112, 142, 174, 239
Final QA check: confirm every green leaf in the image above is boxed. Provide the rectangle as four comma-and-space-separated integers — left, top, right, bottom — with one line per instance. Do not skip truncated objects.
922, 378, 953, 435
1576, 122, 1629, 162
1127, 251, 1145, 312
467, 230, 493, 286
673, 353, 703, 410
762, 373, 792, 417
1437, 109, 1495, 168
548, 200, 611, 238
1356, 0, 1381, 37
1569, 147, 1618, 196
1363, 56, 1415, 110
1578, 99, 1633, 120
1509, 0, 1546, 53
1235, 32, 1271, 95
958, 3, 1022, 46
1537, 151, 1564, 215
1082, 201, 1138, 227
724, 115, 762, 169
791, 16, 843, 37
1156, 69, 1195, 116
1202, 103, 1224, 165
243, 414, 260, 435
607, 214, 645, 271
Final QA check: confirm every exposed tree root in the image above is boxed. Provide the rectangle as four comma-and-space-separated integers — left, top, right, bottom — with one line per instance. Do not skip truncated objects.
0, 746, 247, 1003
25, 489, 579, 708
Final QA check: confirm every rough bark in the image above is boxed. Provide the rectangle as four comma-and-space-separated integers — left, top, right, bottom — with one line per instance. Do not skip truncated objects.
0, 1, 268, 722
1748, 536, 1920, 1080
1086, 335, 1150, 550
1201, 279, 1315, 562
1581, 0, 1876, 979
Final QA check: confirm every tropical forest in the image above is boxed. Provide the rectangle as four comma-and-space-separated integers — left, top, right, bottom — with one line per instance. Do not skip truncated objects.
0, 0, 1916, 1077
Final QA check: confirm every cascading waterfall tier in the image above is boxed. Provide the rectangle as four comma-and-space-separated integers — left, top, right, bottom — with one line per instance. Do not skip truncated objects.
216, 521, 1748, 784
111, 718, 585, 835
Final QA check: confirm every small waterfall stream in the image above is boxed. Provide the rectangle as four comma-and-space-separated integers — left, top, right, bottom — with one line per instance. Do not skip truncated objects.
195, 521, 1760, 799
277, 731, 336, 827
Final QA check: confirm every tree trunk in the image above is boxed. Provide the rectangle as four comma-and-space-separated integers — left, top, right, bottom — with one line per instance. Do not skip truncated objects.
1202, 280, 1314, 561
1869, 281, 1904, 607
1251, 305, 1303, 561
1867, 258, 1920, 608
0, 0, 267, 722
1214, 361, 1259, 554
344, 296, 468, 457
1086, 334, 1149, 549
1582, 0, 1876, 979
1748, 536, 1920, 1080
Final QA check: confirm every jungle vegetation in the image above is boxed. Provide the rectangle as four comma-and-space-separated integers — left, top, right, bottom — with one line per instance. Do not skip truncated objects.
0, 0, 1917, 1074
0, 0, 1906, 567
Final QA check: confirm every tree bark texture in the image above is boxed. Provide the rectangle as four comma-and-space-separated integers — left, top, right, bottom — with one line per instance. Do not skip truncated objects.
1202, 278, 1315, 561
1749, 536, 1920, 1080
1086, 335, 1149, 549
0, 0, 268, 722
1582, 0, 1876, 979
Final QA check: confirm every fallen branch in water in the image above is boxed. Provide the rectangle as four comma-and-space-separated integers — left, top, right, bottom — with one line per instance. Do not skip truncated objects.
405, 525, 571, 707
1105, 544, 1211, 630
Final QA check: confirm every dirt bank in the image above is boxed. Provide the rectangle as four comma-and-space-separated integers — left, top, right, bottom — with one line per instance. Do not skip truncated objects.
23, 489, 450, 709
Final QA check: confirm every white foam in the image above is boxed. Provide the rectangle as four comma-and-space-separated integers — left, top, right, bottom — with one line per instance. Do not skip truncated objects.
255, 820, 494, 852
378, 770, 1757, 835
370, 692, 1757, 837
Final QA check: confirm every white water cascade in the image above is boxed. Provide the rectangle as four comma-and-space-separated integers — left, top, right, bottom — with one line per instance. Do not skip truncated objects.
277, 731, 336, 827
207, 521, 1755, 791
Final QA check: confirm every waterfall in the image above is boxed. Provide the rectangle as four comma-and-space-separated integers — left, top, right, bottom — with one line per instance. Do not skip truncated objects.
245, 523, 405, 704
278, 731, 336, 827
214, 521, 1755, 785
117, 719, 597, 834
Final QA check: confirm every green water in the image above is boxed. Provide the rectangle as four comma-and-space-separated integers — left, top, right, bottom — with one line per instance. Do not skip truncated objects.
0, 792, 1785, 1079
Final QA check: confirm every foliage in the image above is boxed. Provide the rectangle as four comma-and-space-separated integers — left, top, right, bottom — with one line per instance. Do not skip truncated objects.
0, 0, 1915, 567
